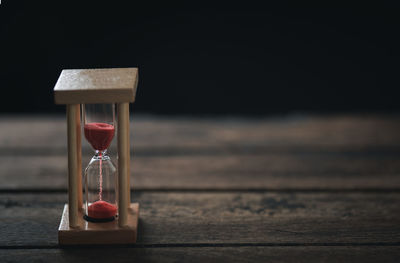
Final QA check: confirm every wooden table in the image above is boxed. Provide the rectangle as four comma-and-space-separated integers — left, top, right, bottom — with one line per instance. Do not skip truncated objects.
0, 114, 399, 262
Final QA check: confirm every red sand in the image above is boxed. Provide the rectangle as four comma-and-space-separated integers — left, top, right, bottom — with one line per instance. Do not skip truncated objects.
84, 122, 116, 219
84, 122, 115, 151
88, 200, 117, 219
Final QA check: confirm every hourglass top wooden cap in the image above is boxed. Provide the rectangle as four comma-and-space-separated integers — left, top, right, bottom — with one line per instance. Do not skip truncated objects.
54, 68, 138, 104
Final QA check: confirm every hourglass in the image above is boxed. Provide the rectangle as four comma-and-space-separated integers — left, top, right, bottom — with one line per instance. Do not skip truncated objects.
54, 68, 139, 245
83, 104, 117, 223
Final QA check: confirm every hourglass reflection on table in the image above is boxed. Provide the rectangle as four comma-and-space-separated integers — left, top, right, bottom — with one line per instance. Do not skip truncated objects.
54, 68, 139, 245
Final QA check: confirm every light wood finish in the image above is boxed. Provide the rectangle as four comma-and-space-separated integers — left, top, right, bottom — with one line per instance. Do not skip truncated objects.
127, 115, 131, 203
54, 68, 138, 104
66, 105, 81, 228
76, 113, 83, 210
58, 203, 139, 245
118, 102, 130, 226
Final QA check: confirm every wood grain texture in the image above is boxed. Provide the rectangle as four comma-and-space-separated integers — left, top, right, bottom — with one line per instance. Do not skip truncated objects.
66, 104, 80, 227
117, 103, 130, 225
58, 204, 139, 245
0, 192, 399, 246
1, 154, 399, 190
1, 115, 400, 262
54, 68, 138, 104
1, 115, 400, 153
1, 247, 400, 263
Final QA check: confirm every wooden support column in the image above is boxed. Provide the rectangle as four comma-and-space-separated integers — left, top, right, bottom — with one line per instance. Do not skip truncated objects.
77, 121, 83, 210
118, 102, 130, 227
126, 121, 131, 207
66, 104, 81, 228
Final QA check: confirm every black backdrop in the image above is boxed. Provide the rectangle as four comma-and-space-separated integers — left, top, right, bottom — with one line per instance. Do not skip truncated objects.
1, 1, 399, 115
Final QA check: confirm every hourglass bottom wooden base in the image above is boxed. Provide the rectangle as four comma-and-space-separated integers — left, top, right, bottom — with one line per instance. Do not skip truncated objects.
58, 203, 139, 245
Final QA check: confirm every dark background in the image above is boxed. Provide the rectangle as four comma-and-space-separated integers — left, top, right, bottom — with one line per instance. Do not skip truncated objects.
1, 1, 399, 115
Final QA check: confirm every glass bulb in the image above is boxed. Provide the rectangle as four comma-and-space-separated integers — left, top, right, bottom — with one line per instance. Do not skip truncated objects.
82, 103, 118, 222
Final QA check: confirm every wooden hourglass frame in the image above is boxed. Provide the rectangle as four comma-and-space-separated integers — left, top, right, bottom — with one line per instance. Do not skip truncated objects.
54, 68, 139, 245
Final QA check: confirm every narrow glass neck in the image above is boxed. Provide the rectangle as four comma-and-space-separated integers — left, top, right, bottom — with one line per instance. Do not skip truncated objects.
94, 150, 109, 159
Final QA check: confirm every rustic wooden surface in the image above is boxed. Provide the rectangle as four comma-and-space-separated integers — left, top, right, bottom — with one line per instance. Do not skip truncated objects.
0, 114, 399, 262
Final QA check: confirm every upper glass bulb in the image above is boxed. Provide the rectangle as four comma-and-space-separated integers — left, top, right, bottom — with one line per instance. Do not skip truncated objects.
83, 103, 115, 152
84, 122, 115, 151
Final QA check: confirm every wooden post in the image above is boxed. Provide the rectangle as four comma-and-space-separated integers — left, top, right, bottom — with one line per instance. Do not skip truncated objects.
77, 129, 83, 210
67, 104, 81, 228
118, 102, 130, 227
126, 119, 131, 208
77, 107, 83, 210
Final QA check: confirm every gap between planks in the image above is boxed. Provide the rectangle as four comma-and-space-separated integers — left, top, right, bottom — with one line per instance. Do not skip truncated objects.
1, 188, 400, 194
1, 242, 400, 250
1, 247, 400, 263
3, 147, 400, 157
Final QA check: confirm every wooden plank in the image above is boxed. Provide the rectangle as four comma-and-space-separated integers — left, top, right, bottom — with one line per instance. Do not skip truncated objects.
1, 115, 400, 154
0, 192, 399, 246
54, 68, 138, 104
0, 154, 399, 190
1, 247, 399, 263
